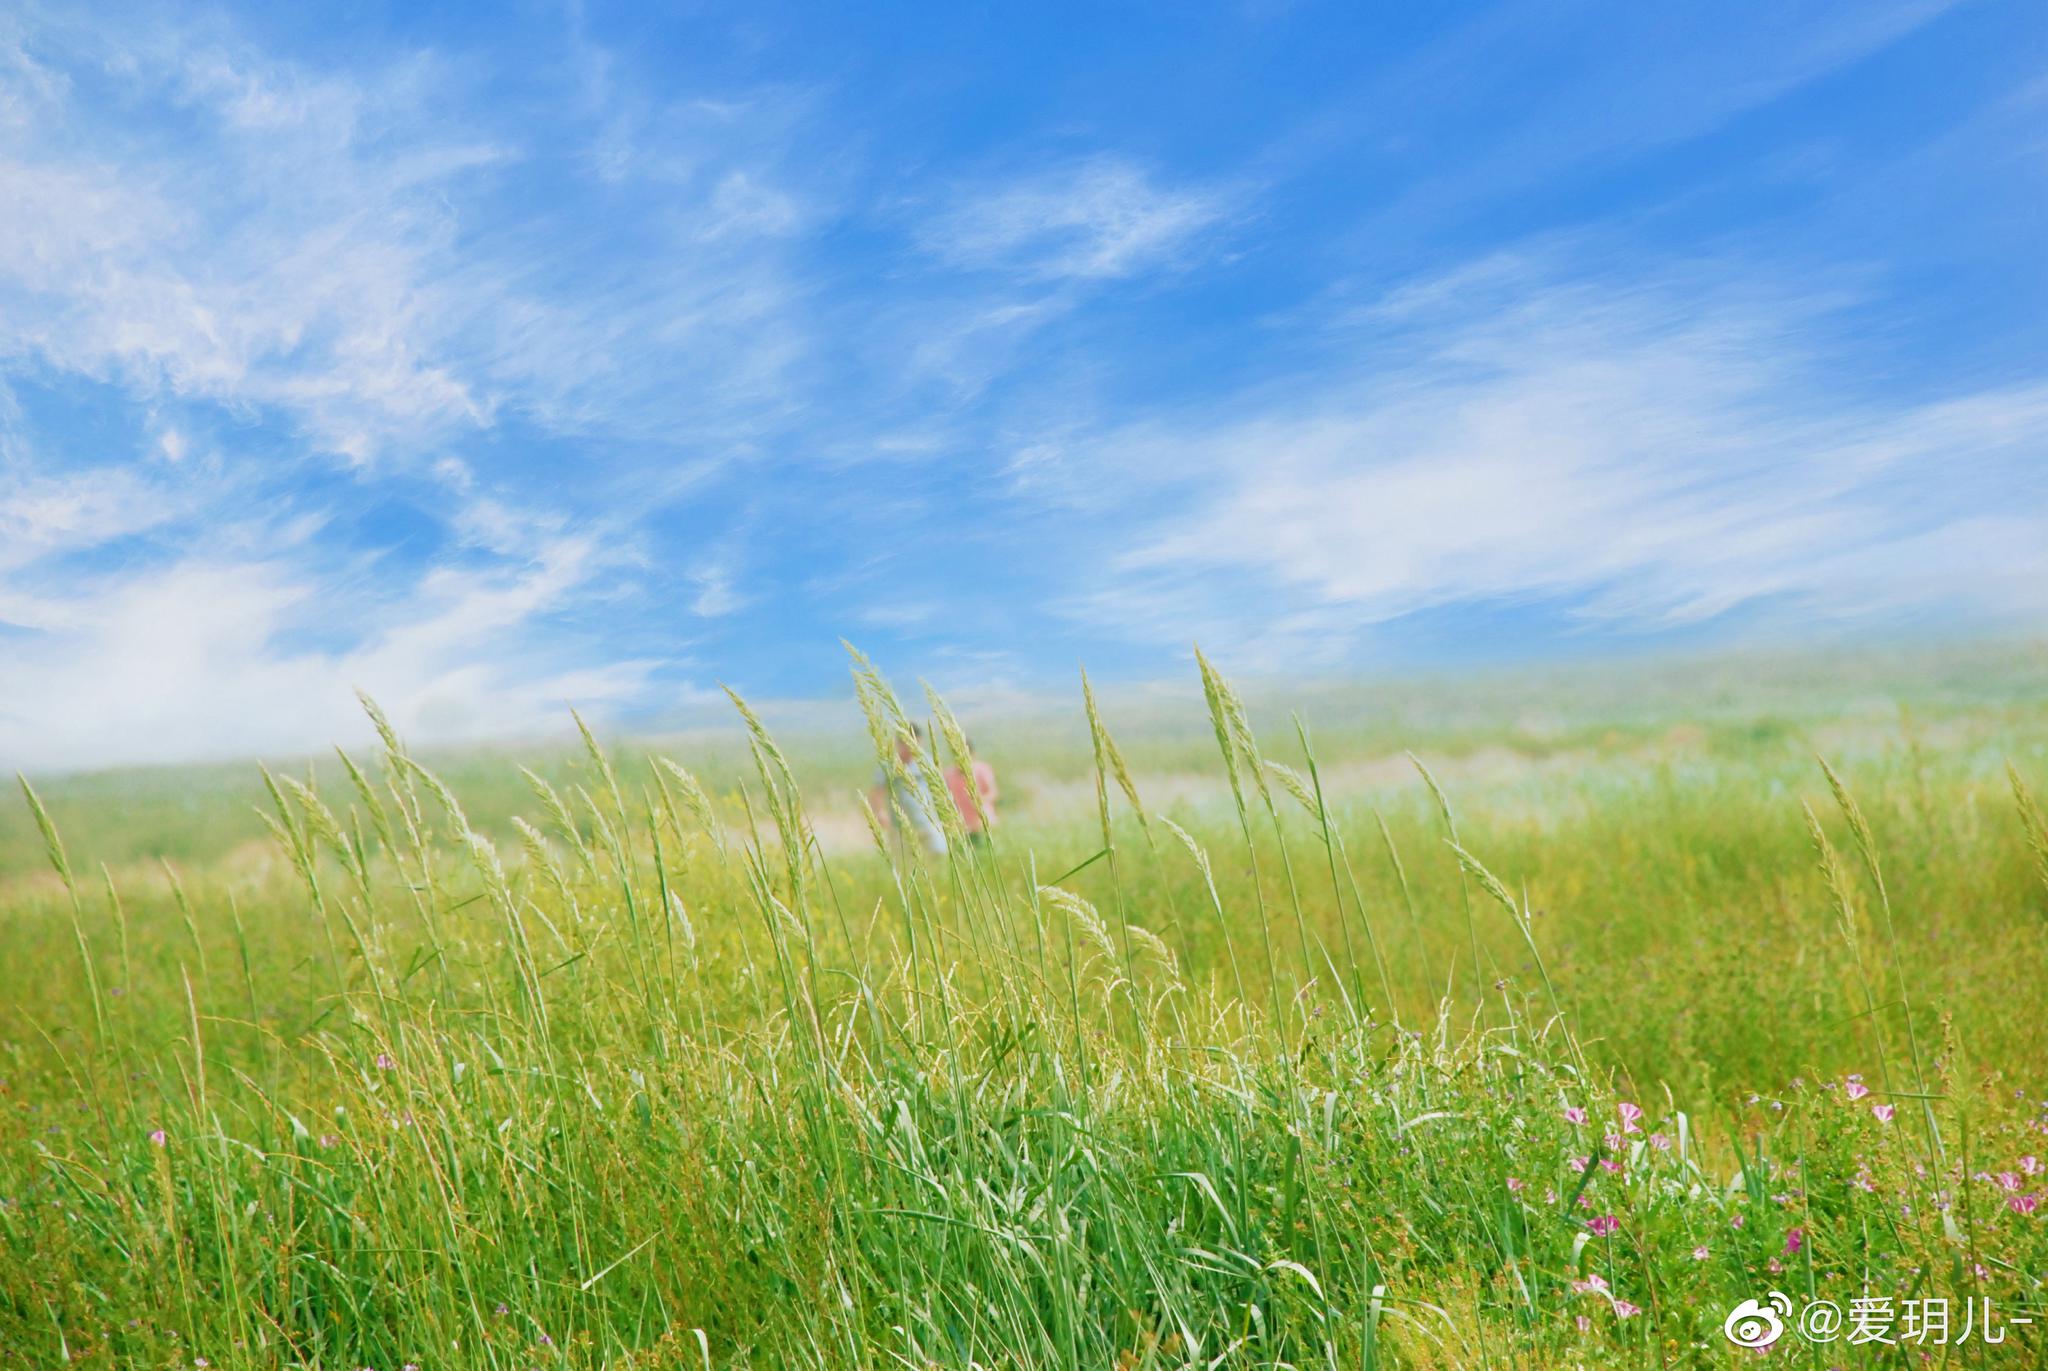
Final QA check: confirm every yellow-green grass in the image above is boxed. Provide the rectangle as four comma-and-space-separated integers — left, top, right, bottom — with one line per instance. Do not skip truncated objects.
2, 644, 2046, 1367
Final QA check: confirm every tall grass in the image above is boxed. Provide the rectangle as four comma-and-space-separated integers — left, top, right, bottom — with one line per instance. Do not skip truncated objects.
1, 653, 2045, 1367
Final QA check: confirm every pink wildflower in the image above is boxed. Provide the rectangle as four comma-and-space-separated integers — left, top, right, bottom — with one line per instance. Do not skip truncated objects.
148, 1129, 166, 1147
1872, 1103, 1896, 1123
1783, 1228, 1803, 1254
1569, 1155, 1590, 1173
1587, 1215, 1619, 1236
1563, 1105, 1587, 1125
1846, 1081, 1870, 1101
1506, 1177, 1525, 1192
1618, 1101, 1643, 1134
1649, 1132, 1672, 1151
2020, 1155, 2041, 1176
1613, 1299, 1642, 1318
375, 1052, 396, 1070
1572, 1273, 1610, 1294
1691, 1244, 1710, 1260
2011, 1194, 2040, 1215
1996, 1172, 2023, 1192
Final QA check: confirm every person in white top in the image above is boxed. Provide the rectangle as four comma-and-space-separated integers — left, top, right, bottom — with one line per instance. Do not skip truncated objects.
867, 724, 947, 855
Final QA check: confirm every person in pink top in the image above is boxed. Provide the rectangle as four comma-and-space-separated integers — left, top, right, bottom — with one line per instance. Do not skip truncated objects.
944, 738, 999, 846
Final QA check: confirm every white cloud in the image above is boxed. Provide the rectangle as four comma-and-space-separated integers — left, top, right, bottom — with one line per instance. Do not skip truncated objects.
921, 156, 1226, 281
688, 559, 747, 618
1037, 253, 2048, 666
855, 601, 937, 631
0, 466, 177, 582
0, 63, 494, 465
0, 540, 658, 773
1300, 1, 1966, 235
0, 13, 816, 468
0, 9, 815, 771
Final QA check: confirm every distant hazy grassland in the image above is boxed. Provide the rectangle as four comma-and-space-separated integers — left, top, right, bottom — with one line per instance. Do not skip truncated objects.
3, 641, 2046, 1367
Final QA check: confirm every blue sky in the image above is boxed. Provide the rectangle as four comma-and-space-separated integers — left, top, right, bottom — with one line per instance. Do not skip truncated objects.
2, 0, 2045, 770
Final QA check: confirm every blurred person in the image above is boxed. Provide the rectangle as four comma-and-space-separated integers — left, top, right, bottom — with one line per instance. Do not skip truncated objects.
868, 723, 947, 855
944, 737, 999, 847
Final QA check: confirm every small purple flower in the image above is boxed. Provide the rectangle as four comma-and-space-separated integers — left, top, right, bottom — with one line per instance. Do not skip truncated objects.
2020, 1155, 2042, 1175
375, 1053, 396, 1071
149, 1129, 167, 1147
1562, 1105, 1587, 1125
1691, 1244, 1710, 1260
1617, 1101, 1643, 1134
1997, 1172, 2023, 1192
1587, 1214, 1619, 1236
1783, 1228, 1803, 1254
2011, 1194, 2040, 1215
1568, 1155, 1590, 1173
1846, 1081, 1870, 1101
1649, 1132, 1672, 1151
1506, 1176, 1524, 1192
1572, 1273, 1610, 1294
1730, 1213, 1745, 1228
1613, 1299, 1641, 1318
1872, 1103, 1896, 1123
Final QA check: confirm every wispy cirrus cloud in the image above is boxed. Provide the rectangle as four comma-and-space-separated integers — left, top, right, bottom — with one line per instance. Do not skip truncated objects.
1040, 250, 2048, 668
0, 6, 815, 768
0, 36, 496, 464
1267, 0, 1968, 238
918, 156, 1228, 282
0, 10, 816, 468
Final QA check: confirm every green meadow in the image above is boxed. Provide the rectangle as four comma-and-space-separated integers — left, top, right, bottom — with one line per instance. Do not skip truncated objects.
3, 642, 2046, 1368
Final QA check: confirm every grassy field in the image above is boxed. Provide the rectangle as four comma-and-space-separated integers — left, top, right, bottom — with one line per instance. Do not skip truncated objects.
3, 641, 2047, 1367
